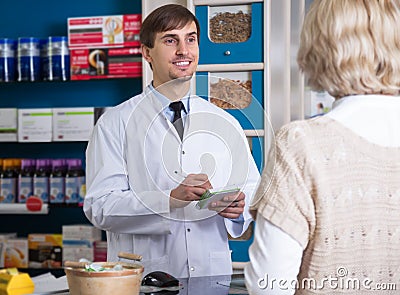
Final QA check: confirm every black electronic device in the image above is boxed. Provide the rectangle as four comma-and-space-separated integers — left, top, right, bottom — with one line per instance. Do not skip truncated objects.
141, 271, 179, 288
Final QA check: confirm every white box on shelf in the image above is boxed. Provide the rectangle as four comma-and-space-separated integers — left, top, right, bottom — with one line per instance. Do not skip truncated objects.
62, 246, 94, 263
52, 107, 95, 141
62, 224, 102, 241
18, 109, 52, 142
0, 108, 17, 142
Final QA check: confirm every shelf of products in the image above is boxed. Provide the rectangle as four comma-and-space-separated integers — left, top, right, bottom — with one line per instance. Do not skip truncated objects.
0, 0, 142, 264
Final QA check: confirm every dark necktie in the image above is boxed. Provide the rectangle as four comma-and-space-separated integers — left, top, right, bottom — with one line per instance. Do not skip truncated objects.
169, 101, 185, 140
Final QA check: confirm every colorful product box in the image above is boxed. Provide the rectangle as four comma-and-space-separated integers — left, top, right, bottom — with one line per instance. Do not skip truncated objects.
28, 234, 62, 269
70, 47, 142, 80
68, 14, 141, 49
0, 233, 17, 267
4, 238, 28, 268
93, 241, 107, 262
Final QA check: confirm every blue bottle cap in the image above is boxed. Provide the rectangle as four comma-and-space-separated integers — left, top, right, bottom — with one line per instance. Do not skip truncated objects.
18, 37, 40, 44
0, 38, 15, 45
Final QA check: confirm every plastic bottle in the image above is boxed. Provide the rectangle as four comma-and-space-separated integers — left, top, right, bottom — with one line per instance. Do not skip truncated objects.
41, 36, 70, 81
49, 159, 67, 203
33, 159, 51, 203
65, 159, 85, 204
0, 38, 16, 82
17, 37, 41, 82
18, 158, 36, 203
0, 158, 19, 203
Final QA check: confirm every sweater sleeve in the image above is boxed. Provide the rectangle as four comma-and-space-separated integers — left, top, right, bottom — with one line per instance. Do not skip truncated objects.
253, 122, 316, 249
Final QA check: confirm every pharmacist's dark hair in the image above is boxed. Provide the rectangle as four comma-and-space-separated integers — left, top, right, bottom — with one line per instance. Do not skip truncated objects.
140, 4, 200, 48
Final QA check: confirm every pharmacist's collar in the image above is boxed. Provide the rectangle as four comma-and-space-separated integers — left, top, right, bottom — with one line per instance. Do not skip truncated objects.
149, 82, 190, 114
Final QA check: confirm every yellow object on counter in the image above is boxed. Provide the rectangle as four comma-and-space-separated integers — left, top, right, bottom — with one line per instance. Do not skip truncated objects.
0, 268, 34, 295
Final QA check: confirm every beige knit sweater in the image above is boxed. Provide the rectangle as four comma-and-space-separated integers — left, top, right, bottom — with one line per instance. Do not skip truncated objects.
251, 115, 400, 294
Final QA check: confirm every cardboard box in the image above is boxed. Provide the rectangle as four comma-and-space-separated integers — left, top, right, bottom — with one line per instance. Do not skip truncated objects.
0, 109, 17, 142
62, 247, 94, 263
28, 234, 62, 269
62, 225, 102, 241
52, 107, 94, 141
93, 241, 107, 262
0, 234, 17, 268
4, 239, 28, 268
68, 14, 141, 49
70, 47, 142, 80
18, 109, 52, 142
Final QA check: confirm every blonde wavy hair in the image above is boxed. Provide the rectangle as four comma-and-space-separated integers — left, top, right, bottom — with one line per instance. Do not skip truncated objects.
297, 0, 400, 98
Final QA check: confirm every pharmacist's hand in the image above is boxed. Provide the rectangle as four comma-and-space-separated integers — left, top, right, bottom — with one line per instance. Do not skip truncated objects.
209, 191, 245, 219
170, 173, 212, 209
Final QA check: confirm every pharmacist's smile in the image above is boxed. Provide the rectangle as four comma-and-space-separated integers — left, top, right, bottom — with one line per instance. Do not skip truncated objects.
172, 59, 193, 70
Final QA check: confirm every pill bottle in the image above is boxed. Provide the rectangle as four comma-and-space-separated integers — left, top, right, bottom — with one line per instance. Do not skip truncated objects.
18, 158, 36, 203
17, 37, 41, 82
49, 159, 67, 203
65, 159, 85, 204
0, 38, 16, 82
33, 159, 51, 203
0, 158, 19, 203
42, 36, 70, 81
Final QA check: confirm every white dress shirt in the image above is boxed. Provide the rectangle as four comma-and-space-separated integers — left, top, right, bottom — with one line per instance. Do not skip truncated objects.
245, 94, 400, 294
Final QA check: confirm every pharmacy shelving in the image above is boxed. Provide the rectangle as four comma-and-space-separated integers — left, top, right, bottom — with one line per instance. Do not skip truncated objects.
0, 0, 143, 239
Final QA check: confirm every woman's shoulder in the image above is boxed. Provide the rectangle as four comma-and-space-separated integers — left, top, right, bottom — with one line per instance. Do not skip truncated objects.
275, 116, 328, 145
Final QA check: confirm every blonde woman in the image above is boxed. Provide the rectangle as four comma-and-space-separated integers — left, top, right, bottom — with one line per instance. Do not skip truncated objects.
245, 0, 400, 294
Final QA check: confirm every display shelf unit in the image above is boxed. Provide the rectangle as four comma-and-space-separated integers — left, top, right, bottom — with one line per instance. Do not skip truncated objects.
0, 1, 143, 238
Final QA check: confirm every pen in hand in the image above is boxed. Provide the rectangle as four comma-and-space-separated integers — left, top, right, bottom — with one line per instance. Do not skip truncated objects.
174, 171, 187, 179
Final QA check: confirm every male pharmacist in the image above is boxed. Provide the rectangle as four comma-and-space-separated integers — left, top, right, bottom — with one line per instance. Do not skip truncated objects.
83, 4, 260, 278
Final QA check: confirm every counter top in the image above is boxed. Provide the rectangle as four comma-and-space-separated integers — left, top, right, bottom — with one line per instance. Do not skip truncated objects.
30, 273, 248, 295
138, 274, 248, 295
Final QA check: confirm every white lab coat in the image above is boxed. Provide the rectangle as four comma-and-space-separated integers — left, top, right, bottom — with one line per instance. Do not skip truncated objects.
84, 85, 260, 278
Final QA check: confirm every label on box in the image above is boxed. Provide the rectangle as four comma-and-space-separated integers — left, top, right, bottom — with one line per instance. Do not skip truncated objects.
70, 47, 142, 80
18, 109, 52, 142
68, 14, 141, 49
52, 107, 94, 141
